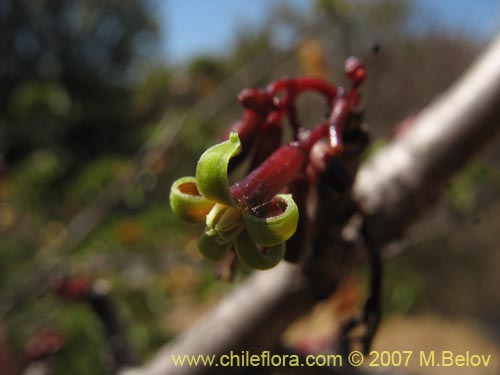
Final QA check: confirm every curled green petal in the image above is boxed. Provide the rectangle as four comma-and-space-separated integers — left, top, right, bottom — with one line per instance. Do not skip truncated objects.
170, 177, 215, 222
196, 133, 241, 207
235, 230, 285, 270
243, 194, 299, 247
198, 231, 232, 261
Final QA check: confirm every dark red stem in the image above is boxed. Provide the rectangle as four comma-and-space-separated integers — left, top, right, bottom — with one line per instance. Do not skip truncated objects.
266, 77, 337, 102
266, 77, 337, 136
298, 122, 329, 153
230, 144, 306, 208
250, 111, 283, 170
328, 97, 350, 155
222, 109, 264, 143
223, 88, 277, 172
222, 109, 267, 172
345, 56, 366, 108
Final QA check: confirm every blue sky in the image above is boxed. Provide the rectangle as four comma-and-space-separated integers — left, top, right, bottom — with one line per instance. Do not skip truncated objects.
160, 0, 500, 63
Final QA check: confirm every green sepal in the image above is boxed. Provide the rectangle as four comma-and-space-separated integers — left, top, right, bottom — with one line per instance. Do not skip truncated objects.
196, 133, 241, 207
170, 177, 215, 222
234, 230, 285, 270
198, 231, 232, 261
243, 194, 299, 247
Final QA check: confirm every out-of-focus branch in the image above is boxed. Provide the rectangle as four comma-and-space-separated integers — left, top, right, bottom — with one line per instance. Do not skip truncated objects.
87, 282, 137, 373
354, 34, 500, 241
122, 34, 500, 375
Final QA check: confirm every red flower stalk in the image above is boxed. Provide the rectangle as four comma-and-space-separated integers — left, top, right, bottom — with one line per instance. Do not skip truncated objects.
230, 143, 306, 208
328, 97, 350, 155
345, 56, 366, 107
222, 88, 276, 172
266, 77, 337, 103
266, 77, 338, 135
249, 111, 283, 170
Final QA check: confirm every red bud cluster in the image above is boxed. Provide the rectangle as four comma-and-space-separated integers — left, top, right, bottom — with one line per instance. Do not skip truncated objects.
220, 57, 367, 262
50, 274, 91, 300
25, 328, 64, 361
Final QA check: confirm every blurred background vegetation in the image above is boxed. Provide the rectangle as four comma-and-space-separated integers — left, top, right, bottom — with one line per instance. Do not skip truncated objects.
1, 0, 499, 373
